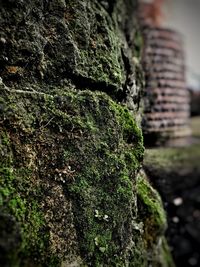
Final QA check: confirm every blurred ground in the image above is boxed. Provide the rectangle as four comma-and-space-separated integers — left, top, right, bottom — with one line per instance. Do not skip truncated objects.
144, 116, 200, 267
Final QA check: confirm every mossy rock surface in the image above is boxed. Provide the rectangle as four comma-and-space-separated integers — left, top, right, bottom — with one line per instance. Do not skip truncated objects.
136, 172, 175, 267
0, 0, 126, 92
0, 0, 173, 266
0, 0, 143, 112
0, 86, 172, 266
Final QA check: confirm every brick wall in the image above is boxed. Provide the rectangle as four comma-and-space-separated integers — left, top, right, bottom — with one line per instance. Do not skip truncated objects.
139, 3, 191, 144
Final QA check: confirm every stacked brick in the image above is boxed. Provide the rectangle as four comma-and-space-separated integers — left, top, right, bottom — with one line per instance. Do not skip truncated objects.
138, 2, 191, 144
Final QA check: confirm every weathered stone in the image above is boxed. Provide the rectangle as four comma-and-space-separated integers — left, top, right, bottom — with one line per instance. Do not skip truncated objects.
0, 0, 126, 92
0, 0, 173, 266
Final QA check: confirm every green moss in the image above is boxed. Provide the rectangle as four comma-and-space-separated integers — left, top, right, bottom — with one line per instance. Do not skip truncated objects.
0, 125, 58, 266
137, 173, 166, 233
0, 88, 146, 266
159, 238, 176, 267
0, 157, 49, 267
54, 92, 144, 266
69, 1, 126, 90
1, 132, 10, 146
0, 87, 173, 267
136, 172, 174, 267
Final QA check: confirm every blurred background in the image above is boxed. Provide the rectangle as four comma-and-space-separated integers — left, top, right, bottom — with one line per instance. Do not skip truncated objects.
139, 1, 200, 266
163, 0, 200, 91
140, 0, 200, 119
164, 0, 200, 117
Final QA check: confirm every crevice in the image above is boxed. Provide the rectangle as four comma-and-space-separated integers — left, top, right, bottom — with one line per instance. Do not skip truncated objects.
121, 47, 132, 102
62, 70, 125, 103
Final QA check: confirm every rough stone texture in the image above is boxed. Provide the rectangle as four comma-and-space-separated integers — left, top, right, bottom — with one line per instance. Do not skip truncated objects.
0, 86, 173, 266
0, 0, 173, 266
144, 118, 200, 267
137, 171, 175, 267
0, 0, 143, 111
0, 0, 123, 89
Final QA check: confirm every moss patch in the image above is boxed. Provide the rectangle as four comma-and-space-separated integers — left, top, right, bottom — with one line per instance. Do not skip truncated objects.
0, 132, 57, 267
137, 173, 167, 238
136, 171, 174, 267
0, 0, 126, 92
72, 1, 126, 90
0, 87, 148, 266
